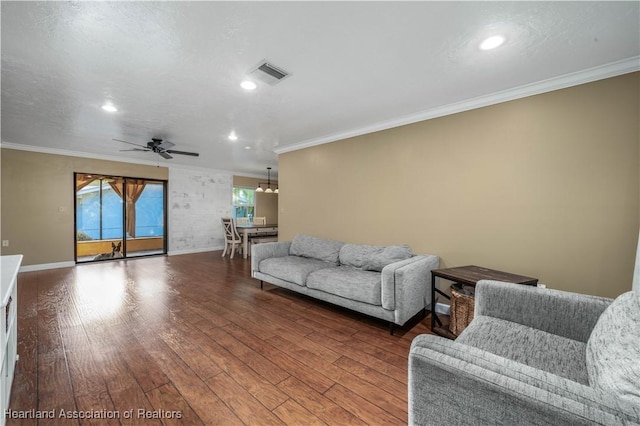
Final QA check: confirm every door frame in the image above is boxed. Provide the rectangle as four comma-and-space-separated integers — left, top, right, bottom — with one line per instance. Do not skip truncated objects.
73, 172, 168, 263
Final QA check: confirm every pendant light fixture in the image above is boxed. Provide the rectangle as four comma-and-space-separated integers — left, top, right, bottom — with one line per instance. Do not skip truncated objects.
255, 167, 278, 194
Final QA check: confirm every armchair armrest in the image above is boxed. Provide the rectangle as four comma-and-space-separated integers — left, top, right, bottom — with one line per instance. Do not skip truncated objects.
409, 335, 638, 426
475, 280, 612, 342
251, 241, 291, 277
381, 254, 439, 325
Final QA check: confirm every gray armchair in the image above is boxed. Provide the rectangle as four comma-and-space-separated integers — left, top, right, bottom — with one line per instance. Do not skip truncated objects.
409, 280, 640, 425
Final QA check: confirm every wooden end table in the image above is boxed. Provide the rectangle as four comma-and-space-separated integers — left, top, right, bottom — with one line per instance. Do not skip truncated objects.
430, 265, 538, 338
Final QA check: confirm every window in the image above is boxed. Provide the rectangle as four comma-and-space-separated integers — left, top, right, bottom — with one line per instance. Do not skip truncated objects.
232, 187, 255, 218
75, 177, 124, 241
134, 182, 165, 238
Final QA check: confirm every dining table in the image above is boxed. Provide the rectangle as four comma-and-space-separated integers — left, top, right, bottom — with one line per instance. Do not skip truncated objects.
235, 223, 278, 259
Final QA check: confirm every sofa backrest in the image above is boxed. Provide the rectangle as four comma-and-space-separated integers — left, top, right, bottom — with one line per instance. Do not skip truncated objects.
586, 291, 640, 407
290, 234, 344, 265
339, 243, 413, 271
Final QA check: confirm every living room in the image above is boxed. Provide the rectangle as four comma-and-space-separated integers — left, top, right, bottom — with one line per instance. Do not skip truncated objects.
1, 2, 639, 425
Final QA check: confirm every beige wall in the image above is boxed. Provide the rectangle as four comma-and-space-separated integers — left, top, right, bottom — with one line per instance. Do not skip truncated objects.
0, 149, 168, 265
233, 176, 279, 224
279, 72, 640, 298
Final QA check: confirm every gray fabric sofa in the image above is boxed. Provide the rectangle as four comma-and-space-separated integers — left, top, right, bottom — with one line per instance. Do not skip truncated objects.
409, 280, 640, 426
251, 234, 439, 332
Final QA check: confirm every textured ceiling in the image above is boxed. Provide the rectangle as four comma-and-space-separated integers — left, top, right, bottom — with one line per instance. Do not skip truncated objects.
2, 1, 639, 177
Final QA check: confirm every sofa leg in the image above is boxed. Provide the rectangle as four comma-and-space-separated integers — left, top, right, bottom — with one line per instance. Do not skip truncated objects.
260, 280, 263, 290
389, 322, 394, 335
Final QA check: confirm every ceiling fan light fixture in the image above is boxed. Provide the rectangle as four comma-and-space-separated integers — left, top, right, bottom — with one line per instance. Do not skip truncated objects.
113, 138, 199, 159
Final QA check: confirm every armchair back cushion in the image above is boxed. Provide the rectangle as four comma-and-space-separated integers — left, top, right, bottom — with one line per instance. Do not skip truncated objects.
586, 291, 640, 406
289, 234, 343, 265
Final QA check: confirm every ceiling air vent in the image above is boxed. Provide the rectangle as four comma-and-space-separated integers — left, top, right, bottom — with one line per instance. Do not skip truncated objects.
248, 60, 291, 86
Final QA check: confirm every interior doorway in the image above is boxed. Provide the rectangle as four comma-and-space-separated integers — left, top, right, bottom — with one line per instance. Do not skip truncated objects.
74, 173, 167, 262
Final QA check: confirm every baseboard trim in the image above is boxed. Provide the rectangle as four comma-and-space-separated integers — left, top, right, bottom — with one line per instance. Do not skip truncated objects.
435, 302, 450, 316
16, 248, 227, 270
168, 246, 224, 256
19, 261, 75, 272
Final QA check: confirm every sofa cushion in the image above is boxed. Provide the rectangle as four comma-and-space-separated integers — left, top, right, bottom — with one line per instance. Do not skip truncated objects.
306, 266, 382, 306
457, 316, 589, 384
586, 291, 640, 406
258, 256, 336, 286
339, 243, 413, 272
290, 234, 344, 265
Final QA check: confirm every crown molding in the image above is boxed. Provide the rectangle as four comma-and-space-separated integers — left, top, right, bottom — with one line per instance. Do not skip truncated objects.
274, 56, 640, 155
0, 141, 243, 176
167, 163, 270, 179
166, 163, 237, 177
0, 141, 166, 168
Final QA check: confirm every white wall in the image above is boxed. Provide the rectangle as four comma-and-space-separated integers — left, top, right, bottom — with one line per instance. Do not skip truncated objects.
168, 166, 232, 255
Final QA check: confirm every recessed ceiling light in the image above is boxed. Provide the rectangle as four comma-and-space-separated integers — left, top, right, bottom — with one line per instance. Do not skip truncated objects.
101, 104, 118, 112
228, 131, 238, 141
480, 35, 505, 50
244, 146, 251, 150
240, 80, 257, 90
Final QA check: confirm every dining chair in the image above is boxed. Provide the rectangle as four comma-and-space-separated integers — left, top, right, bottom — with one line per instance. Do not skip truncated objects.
250, 218, 276, 250
221, 217, 242, 259
252, 217, 266, 225
235, 217, 251, 226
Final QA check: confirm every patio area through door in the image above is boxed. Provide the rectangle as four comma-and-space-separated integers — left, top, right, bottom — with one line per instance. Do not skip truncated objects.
74, 173, 167, 262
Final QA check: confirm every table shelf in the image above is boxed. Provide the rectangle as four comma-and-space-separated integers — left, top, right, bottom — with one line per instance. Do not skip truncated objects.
430, 265, 537, 338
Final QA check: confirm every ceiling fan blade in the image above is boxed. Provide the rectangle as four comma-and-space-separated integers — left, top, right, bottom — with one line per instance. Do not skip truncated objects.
157, 141, 175, 150
113, 138, 147, 148
114, 137, 195, 159
166, 150, 199, 157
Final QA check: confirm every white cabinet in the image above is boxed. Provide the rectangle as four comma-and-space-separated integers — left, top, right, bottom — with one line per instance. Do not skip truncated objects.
1, 255, 21, 426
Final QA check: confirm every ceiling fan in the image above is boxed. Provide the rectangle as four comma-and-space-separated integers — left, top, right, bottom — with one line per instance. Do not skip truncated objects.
113, 138, 199, 159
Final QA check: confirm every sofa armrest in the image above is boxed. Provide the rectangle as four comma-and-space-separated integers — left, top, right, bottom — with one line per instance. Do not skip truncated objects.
251, 241, 291, 277
474, 280, 612, 343
381, 254, 439, 324
409, 335, 638, 426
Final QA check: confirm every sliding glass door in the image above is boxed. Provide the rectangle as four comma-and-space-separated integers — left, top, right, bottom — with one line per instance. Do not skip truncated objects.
75, 173, 167, 262
124, 179, 166, 258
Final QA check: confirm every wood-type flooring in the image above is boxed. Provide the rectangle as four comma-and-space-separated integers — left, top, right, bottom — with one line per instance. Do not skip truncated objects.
8, 252, 443, 425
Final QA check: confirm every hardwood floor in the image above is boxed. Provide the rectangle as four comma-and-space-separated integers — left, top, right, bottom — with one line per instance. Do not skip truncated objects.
8, 252, 442, 425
